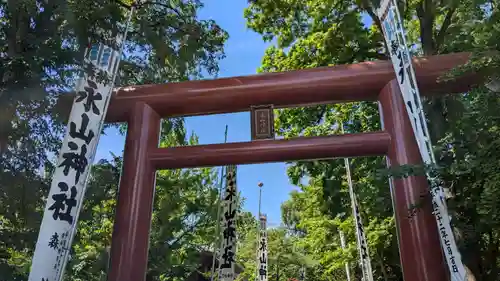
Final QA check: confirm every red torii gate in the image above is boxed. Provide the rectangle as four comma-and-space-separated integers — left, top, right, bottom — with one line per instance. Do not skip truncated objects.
101, 52, 477, 281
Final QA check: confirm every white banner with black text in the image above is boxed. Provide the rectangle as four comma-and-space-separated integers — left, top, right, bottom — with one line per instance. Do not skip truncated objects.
344, 154, 374, 281
28, 11, 133, 281
219, 165, 238, 281
353, 195, 374, 281
377, 1, 466, 280
299, 267, 306, 281
258, 214, 268, 281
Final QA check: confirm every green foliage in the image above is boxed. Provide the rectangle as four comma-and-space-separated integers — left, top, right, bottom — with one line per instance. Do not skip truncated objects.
0, 0, 228, 279
146, 121, 220, 281
63, 120, 222, 281
236, 224, 317, 281
245, 0, 500, 280
3, 0, 500, 281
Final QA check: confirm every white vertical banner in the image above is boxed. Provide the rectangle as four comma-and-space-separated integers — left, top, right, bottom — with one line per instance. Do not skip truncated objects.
28, 9, 134, 281
257, 214, 268, 281
341, 123, 373, 281
376, 1, 467, 280
298, 267, 305, 281
352, 194, 374, 281
219, 165, 238, 281
339, 230, 351, 281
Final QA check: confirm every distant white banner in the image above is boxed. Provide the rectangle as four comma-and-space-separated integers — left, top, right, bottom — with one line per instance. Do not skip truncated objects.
343, 152, 373, 281
257, 214, 268, 281
219, 165, 238, 281
299, 267, 306, 281
377, 1, 467, 280
28, 10, 133, 281
339, 230, 351, 281
353, 195, 374, 281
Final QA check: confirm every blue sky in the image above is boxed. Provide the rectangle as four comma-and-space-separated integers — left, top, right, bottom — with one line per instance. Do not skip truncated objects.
95, 0, 373, 226
96, 0, 292, 226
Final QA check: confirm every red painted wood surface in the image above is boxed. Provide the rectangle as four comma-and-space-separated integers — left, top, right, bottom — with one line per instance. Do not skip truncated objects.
380, 80, 448, 281
105, 53, 474, 122
108, 102, 160, 281
149, 132, 390, 169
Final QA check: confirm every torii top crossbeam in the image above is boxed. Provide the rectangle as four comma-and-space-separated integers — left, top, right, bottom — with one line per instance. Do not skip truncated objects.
100, 52, 473, 122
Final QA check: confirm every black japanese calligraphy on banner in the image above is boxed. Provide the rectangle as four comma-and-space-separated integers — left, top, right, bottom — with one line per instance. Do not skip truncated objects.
51, 230, 69, 274
259, 264, 267, 280
260, 237, 267, 251
299, 267, 306, 281
221, 245, 235, 269
48, 182, 77, 224
396, 50, 405, 84
259, 252, 267, 264
225, 208, 236, 221
223, 218, 236, 245
75, 79, 103, 116
258, 214, 268, 281
355, 202, 369, 260
48, 233, 59, 250
69, 113, 95, 145
225, 180, 236, 201
58, 142, 88, 184
348, 177, 373, 281
431, 191, 460, 273
218, 165, 238, 281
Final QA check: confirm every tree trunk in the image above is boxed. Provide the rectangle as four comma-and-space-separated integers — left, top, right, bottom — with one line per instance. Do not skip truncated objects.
486, 233, 499, 281
276, 256, 280, 281
0, 105, 16, 156
375, 250, 390, 281
416, 0, 436, 56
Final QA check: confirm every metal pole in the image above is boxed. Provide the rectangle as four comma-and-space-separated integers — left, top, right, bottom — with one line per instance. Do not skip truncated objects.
210, 125, 229, 281
256, 182, 263, 281
339, 230, 351, 281
258, 183, 263, 217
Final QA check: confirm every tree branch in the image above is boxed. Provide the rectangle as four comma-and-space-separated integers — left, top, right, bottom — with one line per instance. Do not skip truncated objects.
113, 0, 133, 9
434, 4, 457, 52
360, 0, 390, 59
167, 217, 211, 249
138, 1, 184, 20
416, 0, 436, 55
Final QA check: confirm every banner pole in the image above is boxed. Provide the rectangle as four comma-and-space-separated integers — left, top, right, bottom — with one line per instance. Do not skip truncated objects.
211, 125, 229, 281
255, 182, 263, 281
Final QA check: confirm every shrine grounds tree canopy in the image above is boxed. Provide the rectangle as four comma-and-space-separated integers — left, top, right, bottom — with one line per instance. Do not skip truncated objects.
0, 0, 227, 280
1, 0, 500, 281
244, 0, 500, 280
